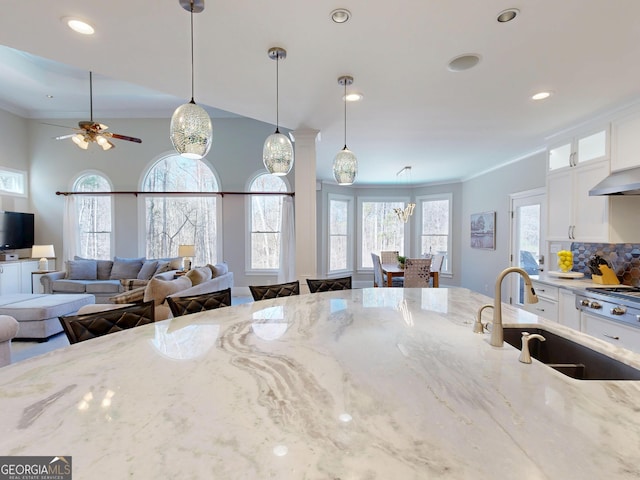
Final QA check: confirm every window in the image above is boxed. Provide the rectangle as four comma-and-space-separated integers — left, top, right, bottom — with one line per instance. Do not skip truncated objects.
249, 173, 287, 270
0, 167, 26, 196
142, 154, 219, 266
74, 173, 112, 260
328, 194, 353, 272
418, 193, 452, 274
359, 199, 407, 269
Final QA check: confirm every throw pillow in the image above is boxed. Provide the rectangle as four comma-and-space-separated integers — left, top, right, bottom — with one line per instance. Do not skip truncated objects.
137, 260, 159, 280
67, 260, 98, 280
185, 266, 212, 286
143, 276, 192, 306
110, 257, 145, 280
74, 256, 113, 280
154, 261, 172, 275
120, 278, 149, 291
208, 262, 229, 278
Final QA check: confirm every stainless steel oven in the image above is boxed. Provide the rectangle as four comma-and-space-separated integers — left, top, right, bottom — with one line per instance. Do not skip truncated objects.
575, 287, 640, 329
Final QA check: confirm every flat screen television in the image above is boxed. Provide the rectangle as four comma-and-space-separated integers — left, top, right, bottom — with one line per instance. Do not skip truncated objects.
0, 211, 35, 250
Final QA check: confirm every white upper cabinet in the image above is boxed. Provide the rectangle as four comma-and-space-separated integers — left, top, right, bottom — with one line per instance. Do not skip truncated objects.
611, 109, 640, 172
548, 127, 609, 172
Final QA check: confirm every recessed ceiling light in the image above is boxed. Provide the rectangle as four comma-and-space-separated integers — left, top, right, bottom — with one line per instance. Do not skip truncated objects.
497, 8, 519, 23
46, 95, 54, 99
447, 54, 481, 72
62, 17, 95, 35
344, 92, 363, 102
330, 8, 351, 23
532, 91, 553, 101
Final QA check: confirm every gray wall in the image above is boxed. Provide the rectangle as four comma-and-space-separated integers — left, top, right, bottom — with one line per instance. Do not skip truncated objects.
460, 152, 547, 296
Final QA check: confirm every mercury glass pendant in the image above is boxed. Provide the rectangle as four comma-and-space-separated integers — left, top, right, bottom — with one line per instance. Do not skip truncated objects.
170, 0, 213, 159
263, 47, 293, 176
333, 75, 357, 185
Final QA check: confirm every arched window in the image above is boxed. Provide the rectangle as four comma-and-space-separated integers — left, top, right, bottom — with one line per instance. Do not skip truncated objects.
73, 172, 112, 260
142, 154, 219, 266
249, 173, 287, 270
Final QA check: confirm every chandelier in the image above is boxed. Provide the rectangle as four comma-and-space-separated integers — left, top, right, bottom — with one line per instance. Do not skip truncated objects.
393, 166, 416, 223
169, 0, 213, 159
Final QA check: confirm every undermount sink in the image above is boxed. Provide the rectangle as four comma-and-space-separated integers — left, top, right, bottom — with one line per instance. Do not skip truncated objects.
503, 327, 640, 381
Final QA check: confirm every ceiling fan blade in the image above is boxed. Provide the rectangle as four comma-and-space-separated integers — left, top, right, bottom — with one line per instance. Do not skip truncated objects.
41, 122, 78, 130
55, 134, 75, 140
109, 133, 142, 143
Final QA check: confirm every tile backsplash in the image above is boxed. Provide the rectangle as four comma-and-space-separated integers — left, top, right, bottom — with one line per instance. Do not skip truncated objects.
571, 242, 640, 286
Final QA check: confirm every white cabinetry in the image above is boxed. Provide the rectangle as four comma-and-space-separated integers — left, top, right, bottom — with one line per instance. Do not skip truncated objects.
527, 280, 558, 321
581, 312, 640, 353
548, 128, 609, 172
20, 260, 38, 293
558, 289, 580, 330
611, 110, 640, 172
547, 159, 610, 241
0, 262, 21, 295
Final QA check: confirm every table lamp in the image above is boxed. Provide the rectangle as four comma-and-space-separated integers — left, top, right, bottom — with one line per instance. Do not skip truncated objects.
32, 244, 55, 271
178, 244, 195, 271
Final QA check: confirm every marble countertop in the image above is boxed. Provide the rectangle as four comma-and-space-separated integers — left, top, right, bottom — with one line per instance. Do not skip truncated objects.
1, 287, 640, 479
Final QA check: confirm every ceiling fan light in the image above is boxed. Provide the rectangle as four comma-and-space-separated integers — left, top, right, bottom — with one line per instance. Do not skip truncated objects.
333, 147, 358, 185
170, 101, 213, 159
263, 132, 294, 175
72, 133, 89, 149
96, 135, 108, 146
101, 140, 115, 151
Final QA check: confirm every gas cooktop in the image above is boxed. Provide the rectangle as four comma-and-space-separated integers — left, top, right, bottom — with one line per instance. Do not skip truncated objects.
585, 287, 640, 302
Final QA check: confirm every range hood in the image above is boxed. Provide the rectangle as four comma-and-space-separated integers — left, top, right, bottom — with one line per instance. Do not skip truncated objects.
589, 166, 640, 195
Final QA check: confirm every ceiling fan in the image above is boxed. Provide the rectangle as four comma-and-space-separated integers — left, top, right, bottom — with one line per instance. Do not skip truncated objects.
54, 71, 142, 150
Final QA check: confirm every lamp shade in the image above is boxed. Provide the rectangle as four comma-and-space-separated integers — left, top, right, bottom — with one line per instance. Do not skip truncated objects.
178, 244, 196, 257
333, 147, 358, 185
31, 245, 55, 259
170, 101, 213, 159
263, 132, 294, 175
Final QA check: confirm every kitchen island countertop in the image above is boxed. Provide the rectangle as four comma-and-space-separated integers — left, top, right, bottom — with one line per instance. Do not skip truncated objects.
1, 287, 639, 479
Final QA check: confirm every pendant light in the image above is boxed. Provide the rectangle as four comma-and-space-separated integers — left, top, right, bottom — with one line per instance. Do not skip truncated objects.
333, 75, 357, 185
263, 47, 294, 176
170, 0, 212, 160
393, 166, 416, 223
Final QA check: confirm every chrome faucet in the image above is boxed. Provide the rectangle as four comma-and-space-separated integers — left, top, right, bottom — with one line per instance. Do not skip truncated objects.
518, 331, 546, 363
490, 267, 538, 347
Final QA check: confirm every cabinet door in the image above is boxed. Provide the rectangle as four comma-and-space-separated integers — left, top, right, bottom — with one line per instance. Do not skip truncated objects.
611, 110, 640, 172
0, 263, 21, 295
581, 312, 640, 354
572, 160, 609, 242
576, 129, 608, 166
558, 289, 580, 330
20, 260, 39, 293
546, 169, 573, 240
548, 142, 573, 172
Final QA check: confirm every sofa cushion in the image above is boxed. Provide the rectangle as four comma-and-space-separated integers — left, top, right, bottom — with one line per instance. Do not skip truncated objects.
67, 260, 98, 280
137, 260, 159, 280
208, 262, 228, 278
143, 276, 192, 306
120, 279, 149, 291
52, 279, 89, 293
186, 266, 212, 286
110, 257, 145, 280
85, 280, 122, 294
111, 286, 146, 304
74, 257, 113, 280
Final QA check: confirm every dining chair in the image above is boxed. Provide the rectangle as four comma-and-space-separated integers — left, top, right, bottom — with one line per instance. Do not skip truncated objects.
167, 288, 232, 317
371, 253, 385, 287
306, 276, 352, 293
403, 258, 432, 288
429, 254, 445, 273
59, 301, 155, 344
249, 280, 300, 301
380, 250, 400, 265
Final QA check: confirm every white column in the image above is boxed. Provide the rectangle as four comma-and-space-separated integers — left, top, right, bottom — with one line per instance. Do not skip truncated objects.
292, 129, 320, 290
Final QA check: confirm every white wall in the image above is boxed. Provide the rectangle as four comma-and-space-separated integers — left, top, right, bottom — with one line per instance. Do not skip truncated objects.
460, 152, 547, 296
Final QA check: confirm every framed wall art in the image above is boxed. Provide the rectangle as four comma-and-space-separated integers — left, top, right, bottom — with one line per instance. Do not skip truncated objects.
470, 211, 495, 250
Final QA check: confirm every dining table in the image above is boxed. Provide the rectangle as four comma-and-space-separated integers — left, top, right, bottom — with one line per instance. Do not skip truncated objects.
381, 263, 439, 287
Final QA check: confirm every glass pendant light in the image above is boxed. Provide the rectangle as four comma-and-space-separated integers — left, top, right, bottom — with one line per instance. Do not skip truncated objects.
333, 75, 357, 185
263, 47, 294, 176
170, 0, 212, 160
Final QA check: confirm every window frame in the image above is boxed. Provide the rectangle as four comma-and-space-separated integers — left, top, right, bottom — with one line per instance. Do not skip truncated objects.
138, 152, 222, 265
72, 170, 114, 260
327, 193, 354, 274
357, 196, 410, 272
416, 193, 453, 275
0, 166, 27, 197
244, 171, 291, 274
